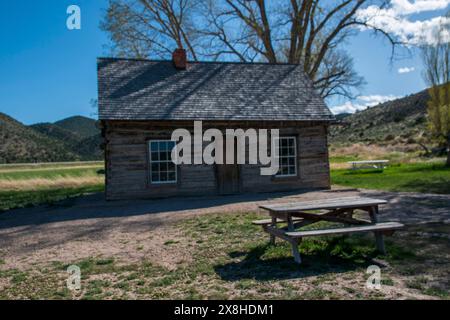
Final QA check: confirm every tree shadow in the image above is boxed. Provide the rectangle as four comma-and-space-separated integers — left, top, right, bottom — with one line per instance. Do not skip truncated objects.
397, 179, 450, 194
214, 236, 382, 281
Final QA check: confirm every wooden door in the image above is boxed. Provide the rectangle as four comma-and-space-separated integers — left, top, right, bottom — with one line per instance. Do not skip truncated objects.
216, 138, 240, 195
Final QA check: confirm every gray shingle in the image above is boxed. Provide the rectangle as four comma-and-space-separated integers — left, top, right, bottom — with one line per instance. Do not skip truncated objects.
97, 58, 334, 121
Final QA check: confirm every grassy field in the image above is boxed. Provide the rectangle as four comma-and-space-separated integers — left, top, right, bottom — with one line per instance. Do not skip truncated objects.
1, 156, 449, 212
0, 212, 448, 299
0, 161, 104, 211
331, 162, 450, 194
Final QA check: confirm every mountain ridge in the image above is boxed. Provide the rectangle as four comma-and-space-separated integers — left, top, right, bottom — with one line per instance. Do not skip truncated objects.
0, 114, 102, 163
330, 89, 431, 146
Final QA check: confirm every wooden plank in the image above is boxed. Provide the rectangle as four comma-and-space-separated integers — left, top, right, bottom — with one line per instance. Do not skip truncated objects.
252, 217, 304, 225
285, 222, 404, 238
259, 197, 387, 212
290, 211, 370, 225
369, 206, 386, 254
263, 225, 299, 244
348, 160, 389, 164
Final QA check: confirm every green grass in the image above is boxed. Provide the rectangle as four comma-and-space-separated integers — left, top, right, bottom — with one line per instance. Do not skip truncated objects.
0, 185, 105, 212
0, 166, 103, 180
331, 162, 450, 194
0, 161, 104, 212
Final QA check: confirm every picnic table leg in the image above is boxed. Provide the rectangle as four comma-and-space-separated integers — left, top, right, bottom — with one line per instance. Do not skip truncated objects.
290, 239, 302, 264
287, 216, 302, 264
269, 216, 276, 245
369, 206, 386, 254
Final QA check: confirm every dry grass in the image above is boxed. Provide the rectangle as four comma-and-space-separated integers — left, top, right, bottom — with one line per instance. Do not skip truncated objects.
0, 176, 104, 191
329, 143, 445, 170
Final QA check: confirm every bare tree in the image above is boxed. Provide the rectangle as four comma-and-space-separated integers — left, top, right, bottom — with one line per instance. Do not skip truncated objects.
421, 15, 450, 166
102, 0, 201, 60
102, 0, 400, 99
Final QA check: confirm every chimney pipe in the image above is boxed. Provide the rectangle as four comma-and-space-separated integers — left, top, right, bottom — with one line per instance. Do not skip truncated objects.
172, 48, 187, 70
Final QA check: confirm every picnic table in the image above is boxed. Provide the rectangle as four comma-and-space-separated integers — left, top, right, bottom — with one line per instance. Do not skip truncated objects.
253, 196, 403, 264
348, 160, 389, 170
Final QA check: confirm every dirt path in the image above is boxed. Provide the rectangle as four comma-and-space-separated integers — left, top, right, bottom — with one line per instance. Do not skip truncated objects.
0, 188, 448, 271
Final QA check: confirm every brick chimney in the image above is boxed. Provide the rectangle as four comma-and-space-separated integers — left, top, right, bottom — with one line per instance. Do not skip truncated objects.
172, 48, 187, 70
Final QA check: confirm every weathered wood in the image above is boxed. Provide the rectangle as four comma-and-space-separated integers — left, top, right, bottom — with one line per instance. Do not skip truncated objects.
104, 120, 331, 200
257, 197, 401, 264
349, 160, 389, 171
252, 217, 304, 225
290, 211, 370, 225
260, 197, 387, 213
369, 206, 386, 254
285, 222, 404, 238
270, 216, 276, 245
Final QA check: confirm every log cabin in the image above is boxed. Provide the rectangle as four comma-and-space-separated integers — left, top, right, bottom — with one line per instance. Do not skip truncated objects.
97, 49, 335, 200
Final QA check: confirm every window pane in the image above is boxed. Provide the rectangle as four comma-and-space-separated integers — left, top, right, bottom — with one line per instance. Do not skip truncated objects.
275, 137, 297, 177
150, 140, 177, 183
288, 166, 296, 175
162, 141, 169, 151
288, 138, 295, 147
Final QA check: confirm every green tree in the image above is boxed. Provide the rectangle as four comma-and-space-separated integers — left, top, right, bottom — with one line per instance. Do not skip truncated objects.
421, 16, 450, 166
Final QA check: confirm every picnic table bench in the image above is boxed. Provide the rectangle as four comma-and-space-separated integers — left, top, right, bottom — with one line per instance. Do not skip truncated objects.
348, 160, 389, 170
253, 196, 404, 264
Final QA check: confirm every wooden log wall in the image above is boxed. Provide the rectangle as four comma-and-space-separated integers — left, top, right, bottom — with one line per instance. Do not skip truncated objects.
103, 120, 331, 200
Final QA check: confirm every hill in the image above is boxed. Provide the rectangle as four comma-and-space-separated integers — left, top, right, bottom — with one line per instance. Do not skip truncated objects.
0, 113, 102, 164
54, 116, 99, 138
30, 119, 103, 161
30, 122, 83, 145
0, 113, 80, 163
330, 89, 431, 146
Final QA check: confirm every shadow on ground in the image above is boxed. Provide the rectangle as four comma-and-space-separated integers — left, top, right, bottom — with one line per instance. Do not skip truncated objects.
0, 189, 330, 230
398, 179, 450, 194
214, 237, 381, 281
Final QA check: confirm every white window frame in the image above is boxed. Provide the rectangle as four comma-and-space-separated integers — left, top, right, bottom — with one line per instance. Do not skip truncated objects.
149, 140, 177, 184
275, 136, 297, 177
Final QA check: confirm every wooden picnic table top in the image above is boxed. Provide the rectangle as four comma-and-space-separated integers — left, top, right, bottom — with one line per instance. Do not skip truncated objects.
259, 196, 387, 213
348, 160, 389, 164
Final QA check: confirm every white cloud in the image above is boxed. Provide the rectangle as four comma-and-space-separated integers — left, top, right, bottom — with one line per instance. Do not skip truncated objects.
391, 0, 450, 14
330, 94, 400, 114
356, 1, 450, 45
398, 66, 415, 73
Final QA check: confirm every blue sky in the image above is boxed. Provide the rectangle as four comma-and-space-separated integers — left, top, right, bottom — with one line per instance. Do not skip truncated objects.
0, 1, 448, 124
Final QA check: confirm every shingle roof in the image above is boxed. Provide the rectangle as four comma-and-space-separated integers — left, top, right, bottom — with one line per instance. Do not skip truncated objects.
97, 57, 334, 121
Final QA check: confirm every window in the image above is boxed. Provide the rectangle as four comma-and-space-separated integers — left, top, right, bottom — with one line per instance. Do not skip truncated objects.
275, 136, 297, 177
149, 140, 177, 184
